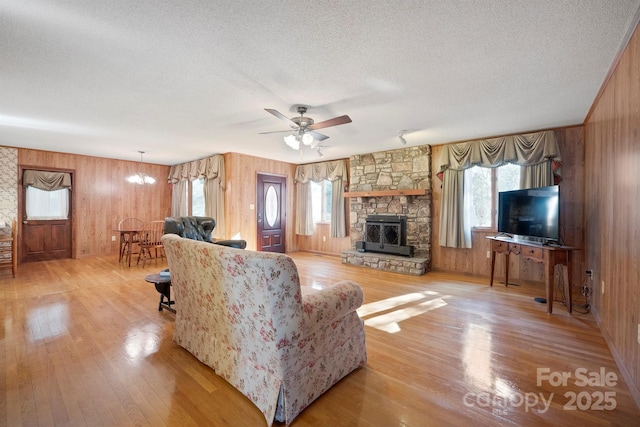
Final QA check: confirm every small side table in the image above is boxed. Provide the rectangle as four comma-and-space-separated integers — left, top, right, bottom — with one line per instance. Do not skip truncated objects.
145, 273, 175, 313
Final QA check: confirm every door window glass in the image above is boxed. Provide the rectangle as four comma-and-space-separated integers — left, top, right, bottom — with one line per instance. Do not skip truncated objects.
265, 185, 278, 227
25, 187, 69, 220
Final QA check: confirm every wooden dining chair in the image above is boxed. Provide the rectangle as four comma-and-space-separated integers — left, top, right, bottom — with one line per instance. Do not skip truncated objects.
0, 219, 18, 278
118, 217, 144, 265
137, 220, 166, 268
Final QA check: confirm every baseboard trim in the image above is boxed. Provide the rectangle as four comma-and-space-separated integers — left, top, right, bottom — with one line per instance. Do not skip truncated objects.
594, 309, 640, 410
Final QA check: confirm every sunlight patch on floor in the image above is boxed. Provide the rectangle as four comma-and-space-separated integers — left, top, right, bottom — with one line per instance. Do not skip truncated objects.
357, 291, 447, 333
27, 302, 68, 342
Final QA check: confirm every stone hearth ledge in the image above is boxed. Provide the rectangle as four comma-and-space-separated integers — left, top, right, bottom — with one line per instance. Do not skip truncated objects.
341, 249, 428, 276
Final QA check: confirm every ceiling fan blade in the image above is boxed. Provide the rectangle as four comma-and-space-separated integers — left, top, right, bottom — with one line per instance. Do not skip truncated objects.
258, 129, 292, 134
307, 130, 329, 141
264, 108, 298, 127
308, 115, 352, 131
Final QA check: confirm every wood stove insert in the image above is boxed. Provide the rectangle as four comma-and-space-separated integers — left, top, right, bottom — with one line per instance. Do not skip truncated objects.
356, 215, 414, 257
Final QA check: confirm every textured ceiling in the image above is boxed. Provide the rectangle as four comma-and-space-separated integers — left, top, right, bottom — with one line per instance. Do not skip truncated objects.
2, 1, 640, 165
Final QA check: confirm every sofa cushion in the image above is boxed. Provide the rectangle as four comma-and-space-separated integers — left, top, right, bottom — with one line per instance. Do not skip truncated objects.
164, 216, 215, 242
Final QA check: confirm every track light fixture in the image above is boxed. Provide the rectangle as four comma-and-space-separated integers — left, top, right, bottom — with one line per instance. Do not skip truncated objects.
398, 130, 408, 145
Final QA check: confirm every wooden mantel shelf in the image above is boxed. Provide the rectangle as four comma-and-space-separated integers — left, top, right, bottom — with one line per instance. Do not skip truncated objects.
343, 189, 427, 198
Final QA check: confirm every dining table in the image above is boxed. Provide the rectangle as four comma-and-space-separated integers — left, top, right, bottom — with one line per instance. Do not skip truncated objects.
114, 228, 142, 267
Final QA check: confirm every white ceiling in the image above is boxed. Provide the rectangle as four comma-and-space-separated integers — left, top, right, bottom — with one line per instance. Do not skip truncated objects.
2, 1, 640, 166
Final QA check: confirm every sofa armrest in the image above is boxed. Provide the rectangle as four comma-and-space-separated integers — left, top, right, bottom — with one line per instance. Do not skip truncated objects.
301, 280, 364, 333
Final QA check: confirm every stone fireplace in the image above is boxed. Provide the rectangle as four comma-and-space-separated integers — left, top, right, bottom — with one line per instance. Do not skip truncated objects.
341, 145, 432, 275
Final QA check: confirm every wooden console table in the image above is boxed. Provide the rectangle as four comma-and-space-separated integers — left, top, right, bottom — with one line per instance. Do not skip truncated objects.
487, 236, 576, 314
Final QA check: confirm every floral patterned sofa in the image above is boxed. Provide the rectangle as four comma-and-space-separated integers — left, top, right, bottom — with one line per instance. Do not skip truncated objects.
161, 234, 367, 426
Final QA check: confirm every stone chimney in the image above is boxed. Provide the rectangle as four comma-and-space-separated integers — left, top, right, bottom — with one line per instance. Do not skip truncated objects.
348, 145, 432, 264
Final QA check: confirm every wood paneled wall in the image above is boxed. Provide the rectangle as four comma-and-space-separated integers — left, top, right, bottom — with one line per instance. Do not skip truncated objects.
584, 21, 640, 404
18, 149, 171, 258
430, 126, 585, 286
223, 152, 351, 255
296, 223, 351, 256
223, 152, 297, 252
15, 148, 347, 258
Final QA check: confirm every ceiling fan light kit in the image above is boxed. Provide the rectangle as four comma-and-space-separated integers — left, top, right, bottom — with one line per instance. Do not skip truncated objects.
284, 134, 300, 150
302, 133, 314, 146
284, 131, 316, 150
262, 105, 352, 152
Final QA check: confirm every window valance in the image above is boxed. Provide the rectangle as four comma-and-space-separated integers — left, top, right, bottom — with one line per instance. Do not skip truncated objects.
23, 170, 72, 191
167, 155, 225, 185
437, 130, 562, 182
294, 159, 347, 183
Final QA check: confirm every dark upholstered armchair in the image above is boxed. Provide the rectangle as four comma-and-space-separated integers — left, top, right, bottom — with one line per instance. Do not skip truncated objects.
163, 216, 247, 249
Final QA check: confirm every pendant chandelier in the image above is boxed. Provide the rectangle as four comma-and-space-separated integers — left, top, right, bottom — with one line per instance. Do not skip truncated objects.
126, 151, 156, 185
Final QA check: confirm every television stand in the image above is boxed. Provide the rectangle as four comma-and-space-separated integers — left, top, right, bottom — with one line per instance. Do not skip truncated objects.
487, 236, 577, 314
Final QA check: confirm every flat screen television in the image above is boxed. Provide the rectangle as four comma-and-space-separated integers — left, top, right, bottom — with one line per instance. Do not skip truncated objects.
497, 185, 559, 243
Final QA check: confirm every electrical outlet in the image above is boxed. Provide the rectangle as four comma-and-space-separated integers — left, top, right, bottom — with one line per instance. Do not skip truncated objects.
111, 235, 116, 241
601, 280, 605, 295
487, 250, 491, 258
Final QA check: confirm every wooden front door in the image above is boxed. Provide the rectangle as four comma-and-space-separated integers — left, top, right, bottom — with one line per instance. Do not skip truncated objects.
21, 219, 72, 262
257, 173, 286, 253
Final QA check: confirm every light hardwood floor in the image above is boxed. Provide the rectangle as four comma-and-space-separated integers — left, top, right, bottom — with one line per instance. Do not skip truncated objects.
2, 252, 639, 426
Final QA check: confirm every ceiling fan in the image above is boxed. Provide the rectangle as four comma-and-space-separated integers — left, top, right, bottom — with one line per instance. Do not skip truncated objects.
260, 106, 352, 150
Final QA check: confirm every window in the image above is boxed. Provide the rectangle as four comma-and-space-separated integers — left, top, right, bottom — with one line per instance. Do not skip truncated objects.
310, 180, 332, 223
177, 179, 205, 216
465, 163, 520, 229
25, 187, 69, 220
191, 178, 205, 216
